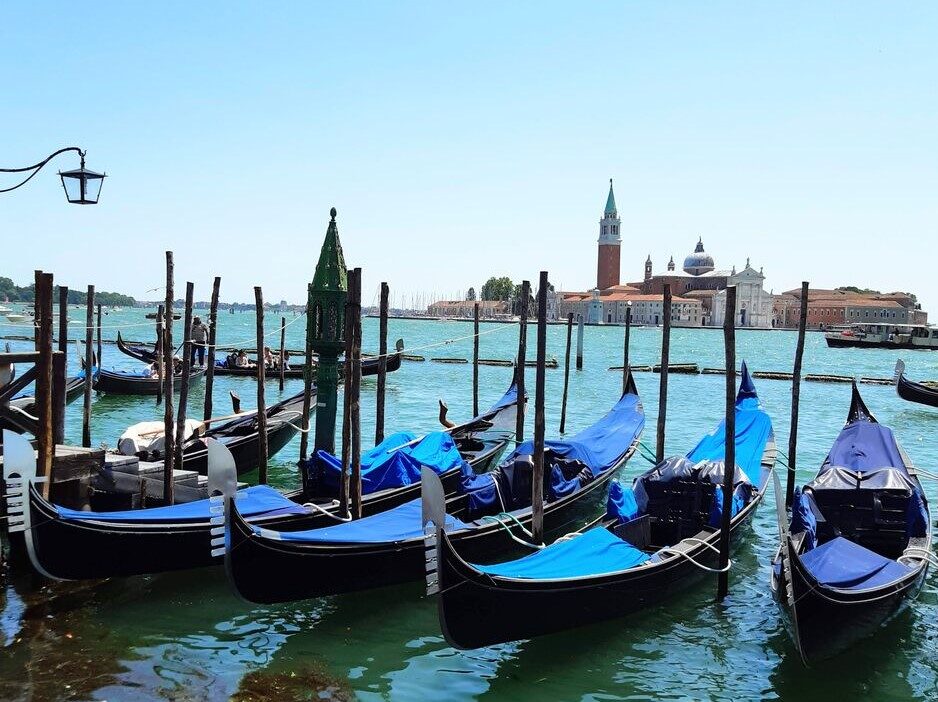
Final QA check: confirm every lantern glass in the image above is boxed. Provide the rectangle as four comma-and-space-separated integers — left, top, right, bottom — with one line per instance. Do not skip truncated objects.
59, 167, 106, 205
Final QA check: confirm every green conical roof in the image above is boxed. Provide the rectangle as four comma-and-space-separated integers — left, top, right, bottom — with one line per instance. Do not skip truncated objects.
604, 179, 617, 215
312, 207, 348, 293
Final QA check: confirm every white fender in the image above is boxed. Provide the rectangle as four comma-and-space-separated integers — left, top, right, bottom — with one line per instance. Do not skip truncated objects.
421, 466, 447, 596
2, 430, 57, 580
206, 438, 239, 559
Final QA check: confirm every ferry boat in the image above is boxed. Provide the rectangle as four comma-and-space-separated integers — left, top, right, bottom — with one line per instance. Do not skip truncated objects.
825, 323, 938, 350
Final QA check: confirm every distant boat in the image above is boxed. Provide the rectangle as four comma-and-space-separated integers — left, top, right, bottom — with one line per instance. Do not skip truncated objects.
5, 313, 27, 323
0, 305, 11, 314
825, 323, 938, 350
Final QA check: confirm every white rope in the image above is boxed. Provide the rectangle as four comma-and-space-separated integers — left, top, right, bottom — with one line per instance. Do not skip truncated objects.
655, 537, 732, 573
480, 514, 543, 549
301, 499, 352, 522
898, 546, 938, 569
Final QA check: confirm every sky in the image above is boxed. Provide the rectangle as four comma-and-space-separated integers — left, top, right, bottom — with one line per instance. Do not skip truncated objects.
2, 2, 937, 311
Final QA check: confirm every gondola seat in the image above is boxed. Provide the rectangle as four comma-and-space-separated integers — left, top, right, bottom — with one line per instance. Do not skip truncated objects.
807, 486, 915, 559
799, 536, 913, 590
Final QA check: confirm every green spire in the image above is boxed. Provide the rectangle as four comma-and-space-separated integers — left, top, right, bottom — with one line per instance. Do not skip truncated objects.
312, 207, 348, 293
604, 178, 617, 216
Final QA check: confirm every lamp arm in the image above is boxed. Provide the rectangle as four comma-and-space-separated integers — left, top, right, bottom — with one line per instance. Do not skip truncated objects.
0, 147, 85, 194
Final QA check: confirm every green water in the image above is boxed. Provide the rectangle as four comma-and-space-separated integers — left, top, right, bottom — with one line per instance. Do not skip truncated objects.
2, 309, 938, 701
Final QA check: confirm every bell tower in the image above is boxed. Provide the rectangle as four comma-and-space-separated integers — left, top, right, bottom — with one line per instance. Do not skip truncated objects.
596, 179, 621, 290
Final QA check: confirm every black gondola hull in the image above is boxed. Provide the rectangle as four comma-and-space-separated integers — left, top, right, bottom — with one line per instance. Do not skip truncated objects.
436, 489, 765, 649
773, 539, 927, 664
94, 367, 205, 395
225, 448, 629, 605
896, 373, 938, 408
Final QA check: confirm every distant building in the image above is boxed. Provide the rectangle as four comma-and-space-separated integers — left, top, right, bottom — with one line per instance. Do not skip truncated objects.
773, 287, 927, 329
596, 180, 622, 290
426, 300, 510, 318
711, 260, 773, 329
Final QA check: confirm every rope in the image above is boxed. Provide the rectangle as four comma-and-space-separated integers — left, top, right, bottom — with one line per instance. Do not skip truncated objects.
912, 467, 938, 481
637, 441, 658, 464
655, 537, 732, 573
301, 499, 351, 522
479, 514, 542, 549
898, 547, 938, 569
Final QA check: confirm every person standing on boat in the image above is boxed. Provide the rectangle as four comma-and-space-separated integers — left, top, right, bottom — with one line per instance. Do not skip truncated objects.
191, 317, 209, 367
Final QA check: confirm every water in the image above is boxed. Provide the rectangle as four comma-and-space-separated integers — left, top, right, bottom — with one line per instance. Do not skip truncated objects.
3, 308, 938, 701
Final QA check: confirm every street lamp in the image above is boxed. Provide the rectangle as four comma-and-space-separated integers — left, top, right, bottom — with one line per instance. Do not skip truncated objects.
1, 147, 106, 204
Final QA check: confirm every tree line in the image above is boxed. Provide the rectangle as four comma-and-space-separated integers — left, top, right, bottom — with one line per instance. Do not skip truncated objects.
0, 276, 135, 306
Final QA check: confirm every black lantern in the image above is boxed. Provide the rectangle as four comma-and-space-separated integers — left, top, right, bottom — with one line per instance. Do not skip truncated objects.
59, 153, 105, 204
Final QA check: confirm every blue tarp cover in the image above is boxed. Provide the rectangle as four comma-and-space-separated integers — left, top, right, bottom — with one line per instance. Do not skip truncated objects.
907, 490, 928, 538
685, 394, 772, 486
707, 485, 745, 528
256, 498, 467, 544
790, 487, 818, 550
606, 481, 641, 524
475, 527, 649, 579
314, 431, 466, 496
508, 392, 644, 480
819, 420, 908, 476
56, 485, 307, 523
800, 536, 913, 590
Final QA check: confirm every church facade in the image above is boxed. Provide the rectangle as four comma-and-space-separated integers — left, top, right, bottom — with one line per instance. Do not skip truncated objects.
558, 180, 774, 328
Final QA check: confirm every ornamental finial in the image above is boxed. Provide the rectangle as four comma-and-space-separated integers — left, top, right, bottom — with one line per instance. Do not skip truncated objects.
330, 207, 337, 220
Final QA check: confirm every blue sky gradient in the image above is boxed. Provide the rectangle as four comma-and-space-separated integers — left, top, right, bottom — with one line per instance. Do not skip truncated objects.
3, 2, 936, 310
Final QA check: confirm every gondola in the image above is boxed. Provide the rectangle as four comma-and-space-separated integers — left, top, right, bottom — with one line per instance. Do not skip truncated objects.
116, 331, 404, 379
771, 383, 932, 664
93, 365, 206, 395
2, 374, 88, 435
3, 383, 519, 581
223, 371, 644, 605
427, 363, 775, 649
893, 359, 938, 409
133, 389, 311, 475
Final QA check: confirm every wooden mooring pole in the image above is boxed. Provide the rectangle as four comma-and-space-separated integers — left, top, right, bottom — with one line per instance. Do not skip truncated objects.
532, 271, 548, 544
375, 281, 389, 444
717, 285, 737, 601
96, 304, 103, 378
155, 305, 165, 406
576, 316, 584, 370
279, 316, 286, 392
162, 251, 175, 506
35, 272, 54, 499
52, 350, 66, 445
622, 303, 632, 393
339, 278, 354, 517
472, 301, 480, 417
203, 276, 221, 421
57, 286, 68, 352
559, 312, 573, 433
82, 285, 95, 447
175, 282, 195, 472
299, 282, 314, 465
656, 284, 672, 463
349, 268, 363, 519
254, 286, 268, 485
787, 281, 810, 509
515, 280, 530, 443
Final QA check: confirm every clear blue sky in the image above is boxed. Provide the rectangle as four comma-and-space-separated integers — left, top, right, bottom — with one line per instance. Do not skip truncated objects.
3, 2, 936, 311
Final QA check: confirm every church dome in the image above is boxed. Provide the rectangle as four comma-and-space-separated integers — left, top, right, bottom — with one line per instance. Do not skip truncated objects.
683, 237, 715, 276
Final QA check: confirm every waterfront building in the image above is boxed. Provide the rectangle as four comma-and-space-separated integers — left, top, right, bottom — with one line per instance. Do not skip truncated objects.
710, 259, 773, 329
426, 299, 510, 318
774, 287, 926, 329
